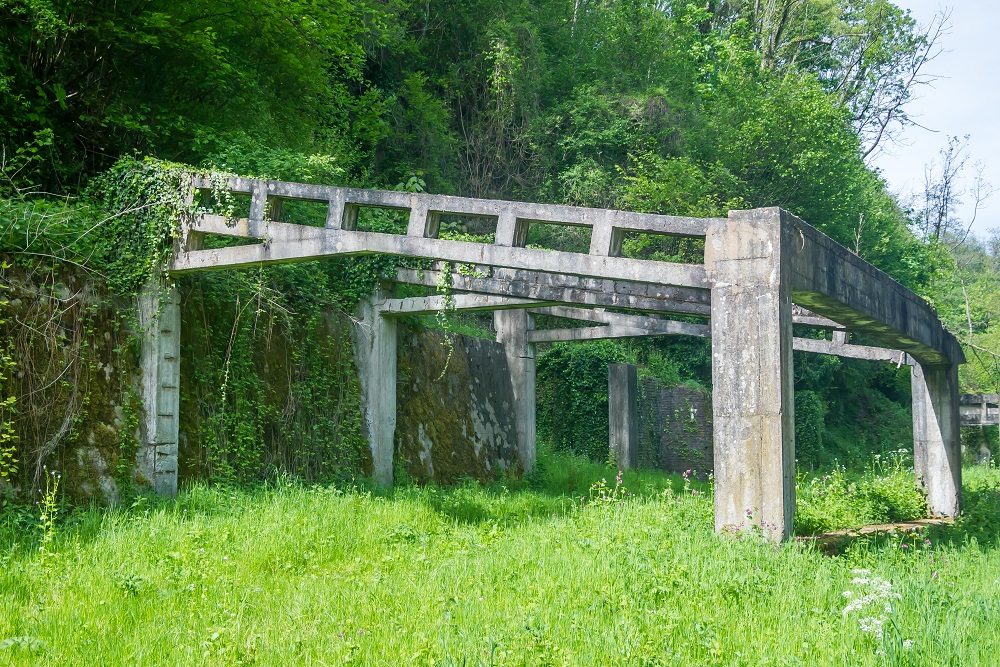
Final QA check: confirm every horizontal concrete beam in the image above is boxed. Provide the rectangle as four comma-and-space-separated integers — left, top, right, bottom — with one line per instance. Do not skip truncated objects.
771, 209, 964, 366
378, 294, 553, 316
393, 263, 844, 329
171, 215, 708, 290
395, 265, 712, 315
191, 176, 717, 238
528, 305, 906, 363
528, 321, 707, 343
960, 393, 1000, 405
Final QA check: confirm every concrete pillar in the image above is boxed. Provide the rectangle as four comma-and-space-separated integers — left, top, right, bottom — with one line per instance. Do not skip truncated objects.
353, 291, 397, 487
608, 363, 639, 470
495, 309, 536, 473
137, 281, 180, 496
911, 362, 961, 516
705, 209, 796, 541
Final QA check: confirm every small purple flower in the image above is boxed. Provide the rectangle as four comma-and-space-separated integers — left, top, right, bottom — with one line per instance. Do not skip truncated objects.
901, 543, 909, 550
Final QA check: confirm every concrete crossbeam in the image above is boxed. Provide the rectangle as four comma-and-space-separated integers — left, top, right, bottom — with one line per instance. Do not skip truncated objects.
379, 294, 552, 316
172, 215, 708, 289
780, 209, 964, 366
394, 264, 844, 330
191, 176, 718, 237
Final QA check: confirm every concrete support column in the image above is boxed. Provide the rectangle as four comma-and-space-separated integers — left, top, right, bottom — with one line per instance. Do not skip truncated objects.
705, 209, 796, 541
137, 281, 180, 496
911, 362, 961, 516
354, 291, 397, 487
495, 309, 536, 473
608, 363, 639, 470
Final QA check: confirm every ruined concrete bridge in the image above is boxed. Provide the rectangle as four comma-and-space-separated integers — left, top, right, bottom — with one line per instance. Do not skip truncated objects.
137, 175, 965, 541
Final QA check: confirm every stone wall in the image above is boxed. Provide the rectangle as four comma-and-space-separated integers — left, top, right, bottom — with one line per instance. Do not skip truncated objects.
634, 377, 713, 475
396, 325, 519, 483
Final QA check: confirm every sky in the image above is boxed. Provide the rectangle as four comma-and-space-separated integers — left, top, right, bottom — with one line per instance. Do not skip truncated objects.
870, 0, 999, 240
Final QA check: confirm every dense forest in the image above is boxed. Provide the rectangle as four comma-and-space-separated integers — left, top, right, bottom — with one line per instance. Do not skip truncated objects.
1, 0, 998, 498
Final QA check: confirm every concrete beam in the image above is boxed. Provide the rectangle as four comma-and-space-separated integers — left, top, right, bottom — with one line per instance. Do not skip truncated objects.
396, 265, 712, 316
352, 292, 397, 487
527, 305, 904, 364
495, 310, 536, 473
395, 264, 844, 330
779, 208, 964, 366
137, 281, 180, 496
379, 294, 552, 316
528, 323, 700, 343
609, 364, 639, 470
912, 363, 962, 516
192, 175, 718, 238
172, 215, 708, 289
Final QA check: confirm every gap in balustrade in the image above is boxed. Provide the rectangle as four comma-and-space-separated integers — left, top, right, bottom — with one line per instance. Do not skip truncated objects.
355, 206, 409, 234
198, 233, 265, 249
271, 198, 329, 227
195, 190, 252, 220
524, 222, 592, 254
618, 230, 704, 263
437, 213, 498, 243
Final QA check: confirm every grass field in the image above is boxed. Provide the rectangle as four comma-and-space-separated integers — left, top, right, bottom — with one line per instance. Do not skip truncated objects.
2, 451, 1000, 665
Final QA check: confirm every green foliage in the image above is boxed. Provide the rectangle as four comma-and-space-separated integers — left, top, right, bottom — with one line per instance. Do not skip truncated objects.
795, 390, 827, 469
0, 275, 16, 486
3, 458, 1000, 663
796, 451, 926, 534
537, 340, 634, 460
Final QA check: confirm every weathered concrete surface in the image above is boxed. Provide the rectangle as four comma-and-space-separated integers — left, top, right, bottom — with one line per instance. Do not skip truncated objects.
608, 364, 639, 470
912, 363, 962, 516
960, 394, 1000, 426
173, 214, 708, 289
352, 292, 397, 487
495, 310, 536, 473
396, 265, 713, 316
397, 264, 845, 331
783, 209, 964, 366
193, 175, 718, 237
379, 293, 551, 316
705, 209, 796, 541
396, 327, 519, 482
137, 281, 180, 496
166, 176, 967, 541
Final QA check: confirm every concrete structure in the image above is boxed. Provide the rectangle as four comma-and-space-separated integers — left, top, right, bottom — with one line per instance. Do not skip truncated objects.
960, 394, 1000, 426
156, 176, 965, 541
137, 281, 180, 495
608, 364, 639, 470
611, 373, 714, 476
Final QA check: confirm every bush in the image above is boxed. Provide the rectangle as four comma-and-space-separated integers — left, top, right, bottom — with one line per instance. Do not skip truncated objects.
795, 452, 926, 534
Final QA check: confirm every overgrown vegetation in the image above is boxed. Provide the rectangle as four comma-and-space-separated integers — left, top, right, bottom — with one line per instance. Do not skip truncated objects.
1, 450, 998, 664
1, 0, 998, 513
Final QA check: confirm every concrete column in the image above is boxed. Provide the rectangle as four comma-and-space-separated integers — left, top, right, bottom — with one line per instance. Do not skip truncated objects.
137, 281, 180, 496
608, 363, 639, 470
495, 309, 536, 473
911, 362, 961, 516
353, 291, 397, 487
705, 209, 796, 541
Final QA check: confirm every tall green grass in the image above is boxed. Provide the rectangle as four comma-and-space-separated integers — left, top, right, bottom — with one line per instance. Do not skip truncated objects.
2, 453, 999, 665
